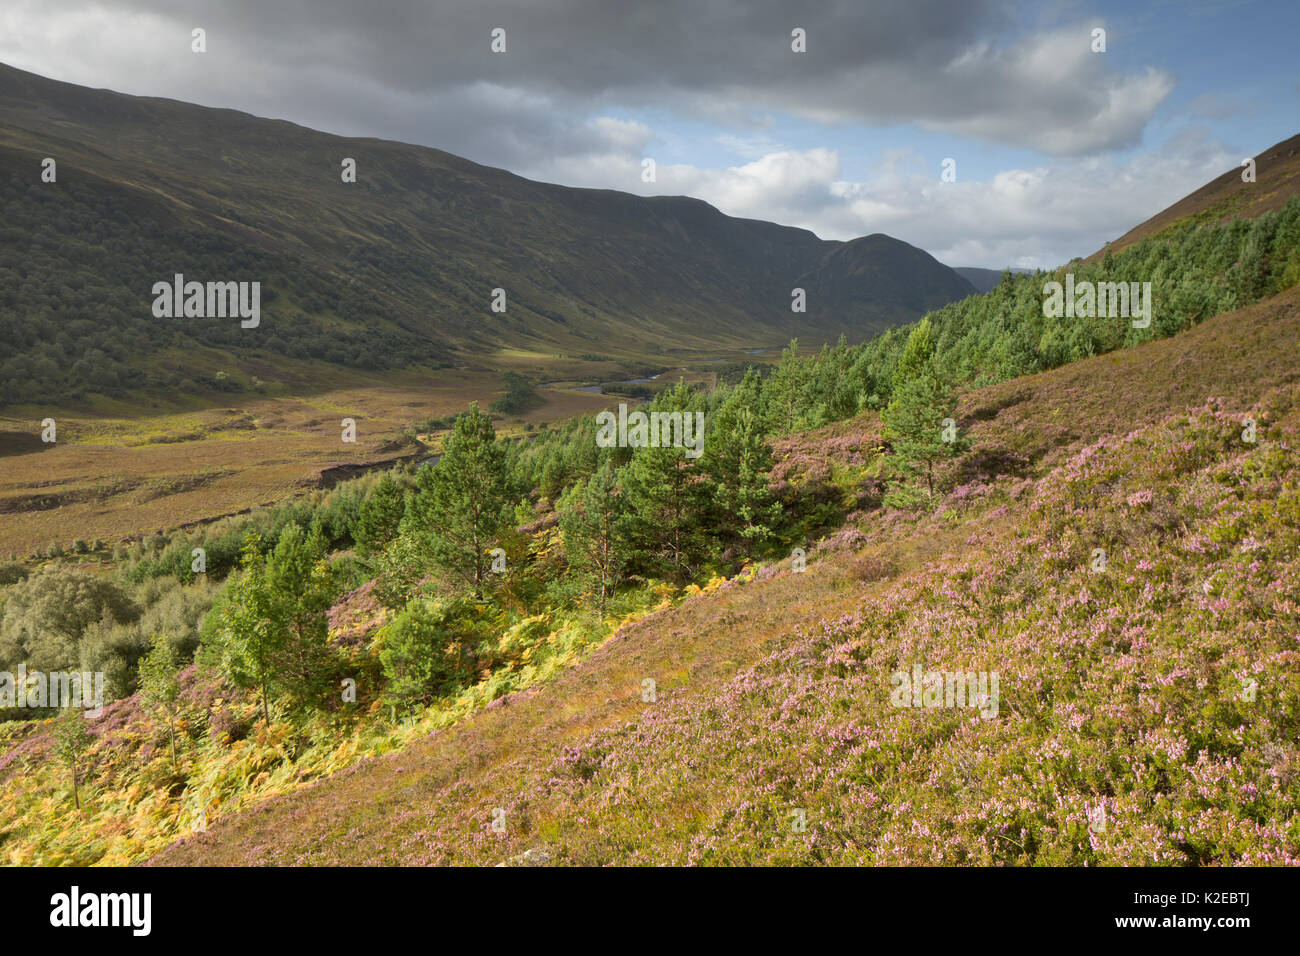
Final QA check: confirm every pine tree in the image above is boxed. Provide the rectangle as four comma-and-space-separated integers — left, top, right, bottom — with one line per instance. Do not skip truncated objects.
892, 317, 936, 393
138, 633, 182, 772
881, 364, 967, 506
264, 524, 336, 711
767, 339, 803, 433
353, 472, 406, 557
220, 535, 282, 726
218, 527, 336, 723
622, 383, 711, 583
707, 370, 781, 558
405, 404, 510, 598
377, 600, 463, 717
557, 460, 627, 615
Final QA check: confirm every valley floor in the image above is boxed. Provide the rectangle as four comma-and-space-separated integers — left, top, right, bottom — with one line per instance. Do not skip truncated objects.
0, 366, 615, 560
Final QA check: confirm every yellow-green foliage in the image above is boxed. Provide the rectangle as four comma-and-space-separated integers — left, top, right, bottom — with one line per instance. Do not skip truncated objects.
0, 584, 670, 866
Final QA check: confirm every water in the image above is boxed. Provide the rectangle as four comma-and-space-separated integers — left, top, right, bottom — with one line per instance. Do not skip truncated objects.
542, 371, 666, 394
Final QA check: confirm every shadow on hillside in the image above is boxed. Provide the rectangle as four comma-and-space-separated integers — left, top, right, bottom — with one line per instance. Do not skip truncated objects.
0, 430, 49, 457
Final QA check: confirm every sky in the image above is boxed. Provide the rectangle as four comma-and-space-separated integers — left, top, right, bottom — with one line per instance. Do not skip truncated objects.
2, 0, 1297, 268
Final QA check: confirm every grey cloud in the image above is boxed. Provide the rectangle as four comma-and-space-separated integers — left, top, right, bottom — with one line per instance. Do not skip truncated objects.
21, 0, 1167, 157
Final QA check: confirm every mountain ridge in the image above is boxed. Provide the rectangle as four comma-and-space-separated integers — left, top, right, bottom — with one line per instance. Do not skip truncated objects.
0, 62, 975, 407
1087, 131, 1300, 259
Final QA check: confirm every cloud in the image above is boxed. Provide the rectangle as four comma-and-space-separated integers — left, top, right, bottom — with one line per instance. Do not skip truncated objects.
594, 133, 1237, 269
0, 0, 1200, 267
1, 0, 1171, 157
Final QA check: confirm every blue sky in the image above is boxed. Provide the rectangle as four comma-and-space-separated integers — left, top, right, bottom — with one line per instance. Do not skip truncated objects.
2, 0, 1296, 267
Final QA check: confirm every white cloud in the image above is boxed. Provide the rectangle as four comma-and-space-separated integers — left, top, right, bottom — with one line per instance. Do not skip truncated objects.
526, 132, 1237, 269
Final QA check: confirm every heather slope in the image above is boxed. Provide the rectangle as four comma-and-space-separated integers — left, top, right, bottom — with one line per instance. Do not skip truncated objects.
149, 284, 1300, 866
1090, 132, 1300, 259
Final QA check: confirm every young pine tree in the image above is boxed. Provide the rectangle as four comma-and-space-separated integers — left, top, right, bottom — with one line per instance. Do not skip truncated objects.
379, 600, 454, 712
557, 460, 627, 616
219, 527, 336, 724
892, 317, 936, 393
263, 524, 336, 712
766, 339, 803, 433
621, 383, 712, 584
220, 535, 282, 726
405, 404, 510, 599
54, 706, 94, 810
707, 370, 781, 558
880, 364, 968, 507
353, 472, 406, 557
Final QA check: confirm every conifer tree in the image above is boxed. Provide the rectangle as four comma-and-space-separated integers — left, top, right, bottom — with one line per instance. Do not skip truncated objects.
892, 317, 936, 392
378, 600, 464, 717
767, 339, 803, 433
264, 524, 336, 711
706, 369, 781, 557
54, 706, 93, 810
405, 404, 510, 599
881, 364, 967, 506
621, 383, 711, 583
353, 472, 406, 557
219, 527, 336, 723
220, 536, 282, 726
557, 460, 627, 615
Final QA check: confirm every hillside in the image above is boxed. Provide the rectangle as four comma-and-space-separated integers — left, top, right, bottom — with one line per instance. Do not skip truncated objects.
142, 282, 1300, 866
1089, 132, 1300, 259
0, 62, 975, 408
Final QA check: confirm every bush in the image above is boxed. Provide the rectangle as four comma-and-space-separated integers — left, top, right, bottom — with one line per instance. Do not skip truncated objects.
378, 598, 478, 714
0, 562, 28, 586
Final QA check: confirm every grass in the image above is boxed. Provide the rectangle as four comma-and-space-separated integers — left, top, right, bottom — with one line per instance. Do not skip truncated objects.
0, 368, 625, 559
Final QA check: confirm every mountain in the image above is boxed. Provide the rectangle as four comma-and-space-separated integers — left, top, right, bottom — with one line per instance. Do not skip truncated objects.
1089, 131, 1300, 258
951, 266, 1033, 293
0, 63, 975, 407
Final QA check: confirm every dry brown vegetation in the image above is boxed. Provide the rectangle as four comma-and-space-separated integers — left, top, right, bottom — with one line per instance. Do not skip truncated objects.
0, 365, 616, 558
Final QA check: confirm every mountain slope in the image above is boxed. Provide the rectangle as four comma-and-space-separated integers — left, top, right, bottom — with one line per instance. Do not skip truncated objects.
148, 282, 1300, 866
0, 63, 975, 407
1089, 132, 1300, 259
952, 266, 1032, 293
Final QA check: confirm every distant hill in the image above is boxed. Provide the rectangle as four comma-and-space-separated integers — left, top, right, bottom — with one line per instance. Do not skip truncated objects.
0, 63, 975, 407
951, 266, 1033, 293
1088, 131, 1300, 259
